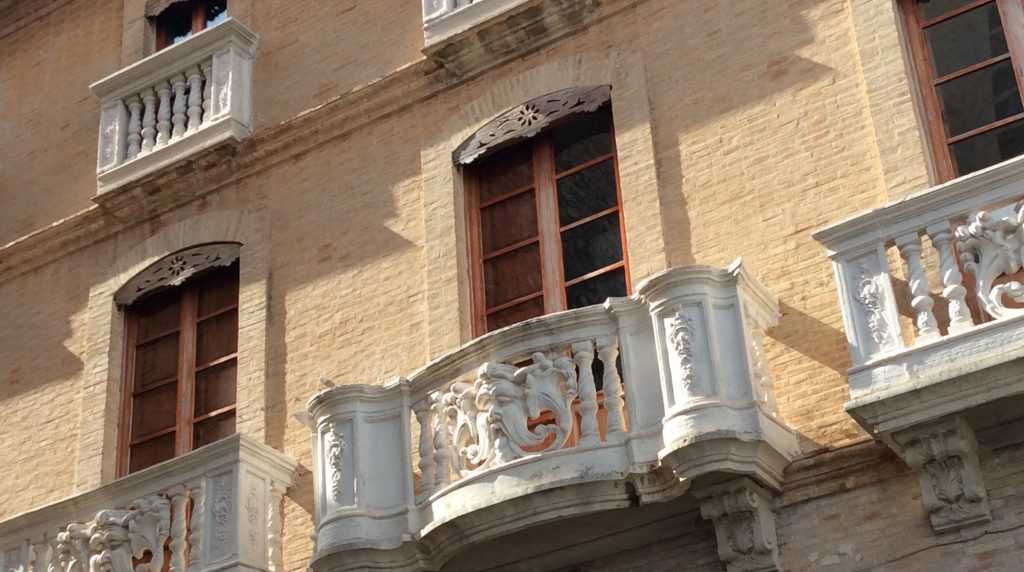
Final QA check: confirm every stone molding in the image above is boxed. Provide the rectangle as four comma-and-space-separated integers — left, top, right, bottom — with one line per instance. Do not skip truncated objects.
893, 417, 991, 532
697, 478, 781, 572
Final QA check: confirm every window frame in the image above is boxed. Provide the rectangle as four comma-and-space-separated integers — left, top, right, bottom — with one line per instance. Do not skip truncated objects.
901, 0, 1024, 181
464, 111, 632, 337
116, 264, 239, 477
154, 0, 227, 51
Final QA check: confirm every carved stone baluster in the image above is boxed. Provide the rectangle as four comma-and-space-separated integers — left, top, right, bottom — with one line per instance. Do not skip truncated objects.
572, 340, 600, 447
170, 73, 188, 140
927, 222, 975, 334
167, 486, 188, 572
125, 95, 143, 159
139, 87, 157, 154
431, 393, 453, 489
155, 80, 172, 148
186, 480, 205, 572
896, 232, 940, 343
201, 60, 213, 124
596, 336, 626, 439
186, 66, 204, 132
29, 539, 49, 572
267, 481, 285, 572
413, 398, 436, 496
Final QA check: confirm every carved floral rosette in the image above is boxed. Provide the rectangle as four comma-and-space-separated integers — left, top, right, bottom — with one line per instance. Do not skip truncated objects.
955, 206, 1024, 320
431, 352, 578, 479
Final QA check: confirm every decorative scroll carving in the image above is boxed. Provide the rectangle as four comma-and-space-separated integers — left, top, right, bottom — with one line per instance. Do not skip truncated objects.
894, 417, 991, 531
668, 309, 698, 388
746, 324, 779, 416
325, 424, 346, 504
853, 264, 896, 349
212, 488, 232, 545
699, 480, 781, 572
956, 207, 1024, 320
114, 242, 240, 306
432, 352, 579, 475
267, 481, 285, 572
453, 85, 612, 165
50, 496, 171, 572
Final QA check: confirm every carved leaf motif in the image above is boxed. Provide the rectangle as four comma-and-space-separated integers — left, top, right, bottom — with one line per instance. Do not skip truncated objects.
956, 207, 1024, 320
853, 265, 895, 348
325, 424, 346, 504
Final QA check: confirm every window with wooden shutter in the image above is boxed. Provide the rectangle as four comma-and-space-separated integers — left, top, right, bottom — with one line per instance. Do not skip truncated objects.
466, 104, 630, 335
118, 260, 239, 475
902, 0, 1024, 180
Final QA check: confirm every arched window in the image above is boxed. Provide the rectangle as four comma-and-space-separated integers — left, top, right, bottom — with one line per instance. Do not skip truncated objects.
114, 243, 240, 475
459, 87, 630, 334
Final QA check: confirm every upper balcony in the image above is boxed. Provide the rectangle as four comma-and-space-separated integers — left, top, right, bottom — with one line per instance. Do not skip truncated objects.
90, 19, 256, 195
0, 436, 296, 572
306, 262, 799, 572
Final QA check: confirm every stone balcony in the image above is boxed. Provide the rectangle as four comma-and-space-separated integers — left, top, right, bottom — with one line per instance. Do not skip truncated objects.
90, 19, 256, 195
306, 262, 799, 572
814, 155, 1024, 531
0, 436, 296, 572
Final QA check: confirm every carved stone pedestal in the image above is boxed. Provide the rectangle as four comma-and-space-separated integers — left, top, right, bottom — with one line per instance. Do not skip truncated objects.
697, 478, 781, 572
893, 416, 991, 532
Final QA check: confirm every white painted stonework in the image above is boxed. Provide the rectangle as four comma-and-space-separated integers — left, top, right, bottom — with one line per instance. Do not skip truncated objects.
90, 19, 257, 194
421, 0, 531, 47
0, 436, 296, 572
306, 261, 797, 572
813, 155, 1024, 530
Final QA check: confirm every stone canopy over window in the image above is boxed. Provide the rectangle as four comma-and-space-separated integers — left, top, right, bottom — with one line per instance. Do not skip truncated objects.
113, 242, 241, 306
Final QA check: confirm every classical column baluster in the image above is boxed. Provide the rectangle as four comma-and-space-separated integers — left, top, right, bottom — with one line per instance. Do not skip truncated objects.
201, 60, 213, 124
413, 398, 436, 496
186, 480, 205, 572
139, 87, 157, 154
155, 80, 172, 148
596, 336, 626, 439
927, 222, 975, 334
167, 486, 188, 572
29, 537, 49, 572
170, 73, 188, 140
896, 232, 940, 343
125, 95, 143, 159
186, 66, 204, 132
572, 340, 600, 447
267, 481, 285, 572
430, 394, 452, 489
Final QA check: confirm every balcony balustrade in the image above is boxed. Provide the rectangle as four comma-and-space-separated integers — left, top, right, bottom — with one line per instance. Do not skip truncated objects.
0, 436, 296, 572
90, 19, 256, 194
814, 155, 1024, 530
306, 262, 798, 572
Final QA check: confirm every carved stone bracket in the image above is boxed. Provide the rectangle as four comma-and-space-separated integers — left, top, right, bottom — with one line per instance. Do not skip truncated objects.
893, 416, 991, 532
697, 479, 781, 572
453, 85, 611, 165
114, 242, 240, 305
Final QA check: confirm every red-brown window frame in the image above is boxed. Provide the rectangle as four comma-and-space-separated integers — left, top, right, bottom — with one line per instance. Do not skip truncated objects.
154, 0, 227, 50
901, 0, 1024, 181
116, 267, 239, 477
464, 113, 632, 338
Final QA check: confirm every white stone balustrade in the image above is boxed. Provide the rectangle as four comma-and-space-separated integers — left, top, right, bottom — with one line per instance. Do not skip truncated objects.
306, 261, 798, 572
0, 436, 296, 572
421, 0, 527, 47
90, 19, 256, 194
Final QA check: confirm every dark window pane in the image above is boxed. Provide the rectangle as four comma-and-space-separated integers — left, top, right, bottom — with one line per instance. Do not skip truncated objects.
134, 289, 180, 340
155, 1, 195, 47
918, 0, 976, 21
487, 297, 545, 331
484, 244, 542, 307
951, 119, 1024, 175
553, 107, 613, 172
135, 333, 179, 389
557, 159, 618, 226
194, 411, 235, 448
196, 309, 238, 365
197, 264, 239, 317
195, 359, 237, 417
131, 382, 178, 439
925, 3, 1007, 77
129, 433, 175, 473
206, 0, 228, 27
937, 59, 1022, 136
478, 146, 534, 203
561, 214, 623, 281
481, 191, 538, 253
567, 268, 628, 309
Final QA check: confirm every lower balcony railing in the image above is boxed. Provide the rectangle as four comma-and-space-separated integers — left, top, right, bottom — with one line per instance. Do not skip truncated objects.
306, 261, 798, 572
0, 435, 296, 572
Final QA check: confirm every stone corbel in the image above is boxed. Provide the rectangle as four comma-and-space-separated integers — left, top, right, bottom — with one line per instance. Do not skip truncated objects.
893, 416, 991, 532
697, 478, 781, 572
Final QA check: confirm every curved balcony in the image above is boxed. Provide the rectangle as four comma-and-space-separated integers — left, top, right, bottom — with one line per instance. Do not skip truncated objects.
306, 262, 798, 572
